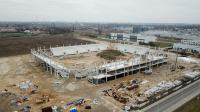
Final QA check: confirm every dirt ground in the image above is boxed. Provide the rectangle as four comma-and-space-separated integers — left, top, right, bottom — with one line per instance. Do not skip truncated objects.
54, 52, 106, 69
1, 36, 200, 112
0, 34, 93, 57
0, 54, 110, 112
53, 52, 132, 69
0, 52, 199, 112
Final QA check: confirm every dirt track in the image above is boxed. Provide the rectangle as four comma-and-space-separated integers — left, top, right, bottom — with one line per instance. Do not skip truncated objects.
0, 34, 93, 57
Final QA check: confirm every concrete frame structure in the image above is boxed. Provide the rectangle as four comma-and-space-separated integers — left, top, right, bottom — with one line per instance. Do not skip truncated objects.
31, 43, 167, 84
88, 56, 167, 84
31, 48, 70, 79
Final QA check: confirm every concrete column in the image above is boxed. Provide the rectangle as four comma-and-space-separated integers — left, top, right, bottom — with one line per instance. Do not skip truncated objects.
46, 63, 49, 71
115, 61, 117, 80
54, 69, 57, 77
56, 71, 59, 79
157, 61, 159, 68
105, 62, 108, 75
42, 62, 45, 69
124, 61, 126, 77
50, 67, 53, 75
139, 64, 141, 72
160, 60, 162, 66
132, 60, 134, 75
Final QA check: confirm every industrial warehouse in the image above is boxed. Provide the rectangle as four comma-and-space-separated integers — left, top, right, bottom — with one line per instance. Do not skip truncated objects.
173, 40, 200, 53
107, 33, 157, 43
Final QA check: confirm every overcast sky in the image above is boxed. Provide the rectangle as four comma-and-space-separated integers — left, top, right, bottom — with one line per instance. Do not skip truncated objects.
0, 0, 200, 23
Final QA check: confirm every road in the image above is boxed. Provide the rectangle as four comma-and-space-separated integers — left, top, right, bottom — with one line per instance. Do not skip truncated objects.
142, 79, 200, 112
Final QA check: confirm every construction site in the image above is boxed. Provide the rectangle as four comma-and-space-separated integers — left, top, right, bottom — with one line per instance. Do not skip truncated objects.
31, 42, 167, 83
1, 36, 200, 112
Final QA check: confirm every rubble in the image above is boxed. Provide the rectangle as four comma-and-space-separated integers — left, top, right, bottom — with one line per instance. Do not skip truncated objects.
67, 98, 85, 106
35, 95, 50, 104
21, 105, 31, 112
102, 79, 144, 104
18, 81, 32, 91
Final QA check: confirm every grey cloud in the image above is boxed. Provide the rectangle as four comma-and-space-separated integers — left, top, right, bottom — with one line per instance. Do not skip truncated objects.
0, 0, 199, 23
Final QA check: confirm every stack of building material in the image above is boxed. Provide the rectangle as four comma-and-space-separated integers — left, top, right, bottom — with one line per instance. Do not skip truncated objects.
178, 57, 199, 64
144, 80, 181, 97
173, 80, 182, 86
184, 71, 200, 79
157, 81, 175, 91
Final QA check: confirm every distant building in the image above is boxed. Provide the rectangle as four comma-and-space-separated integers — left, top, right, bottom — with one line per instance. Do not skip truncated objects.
173, 40, 200, 53
108, 33, 117, 40
0, 27, 17, 32
117, 33, 124, 40
129, 35, 137, 42
107, 33, 157, 43
137, 34, 157, 43
108, 33, 137, 42
132, 26, 148, 33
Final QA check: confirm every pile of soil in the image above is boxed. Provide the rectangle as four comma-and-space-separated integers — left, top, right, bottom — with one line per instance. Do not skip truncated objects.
97, 49, 125, 60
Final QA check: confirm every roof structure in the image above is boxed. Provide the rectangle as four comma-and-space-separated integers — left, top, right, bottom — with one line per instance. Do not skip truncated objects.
114, 44, 153, 55
50, 44, 108, 56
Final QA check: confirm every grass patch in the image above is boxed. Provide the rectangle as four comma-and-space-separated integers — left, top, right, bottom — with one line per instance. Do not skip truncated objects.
0, 32, 30, 38
139, 41, 172, 48
97, 49, 125, 60
153, 42, 172, 48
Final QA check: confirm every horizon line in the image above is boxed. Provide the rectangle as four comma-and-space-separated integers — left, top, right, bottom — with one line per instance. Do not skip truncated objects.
0, 21, 200, 25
